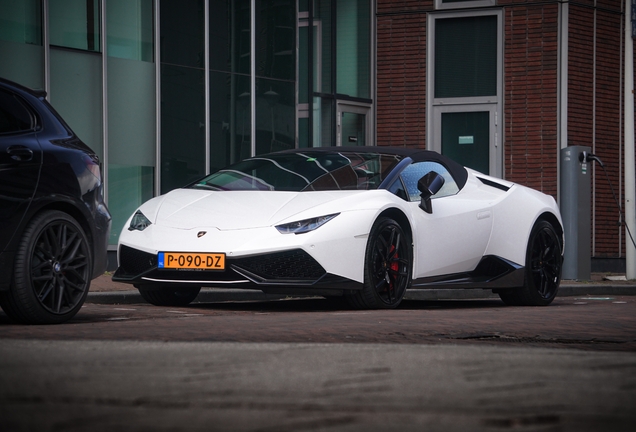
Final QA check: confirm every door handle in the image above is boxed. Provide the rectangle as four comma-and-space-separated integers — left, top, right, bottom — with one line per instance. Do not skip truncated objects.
7, 145, 34, 162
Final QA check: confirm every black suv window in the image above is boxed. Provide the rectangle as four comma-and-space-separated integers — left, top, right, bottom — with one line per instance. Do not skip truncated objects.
0, 89, 34, 134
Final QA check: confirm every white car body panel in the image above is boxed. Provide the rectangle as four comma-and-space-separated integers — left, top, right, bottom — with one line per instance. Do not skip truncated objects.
115, 148, 563, 302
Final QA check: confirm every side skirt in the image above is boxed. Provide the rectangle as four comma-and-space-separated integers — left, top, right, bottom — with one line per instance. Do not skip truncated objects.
410, 255, 525, 290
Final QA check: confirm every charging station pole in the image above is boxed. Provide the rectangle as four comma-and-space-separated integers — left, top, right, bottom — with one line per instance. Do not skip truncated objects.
560, 146, 592, 280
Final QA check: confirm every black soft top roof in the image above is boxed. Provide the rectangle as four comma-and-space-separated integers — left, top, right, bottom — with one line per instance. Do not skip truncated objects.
275, 146, 469, 190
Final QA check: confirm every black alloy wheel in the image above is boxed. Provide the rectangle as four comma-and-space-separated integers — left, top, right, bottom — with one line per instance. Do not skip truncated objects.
0, 210, 92, 324
348, 217, 412, 309
499, 220, 562, 306
138, 285, 201, 306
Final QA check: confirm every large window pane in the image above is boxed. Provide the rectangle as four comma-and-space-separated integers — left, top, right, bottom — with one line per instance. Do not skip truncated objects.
209, 0, 250, 74
0, 41, 43, 89
209, 71, 251, 168
50, 0, 99, 51
107, 0, 153, 62
256, 0, 295, 80
160, 0, 204, 68
336, 0, 370, 98
435, 15, 497, 98
161, 64, 206, 193
316, 97, 333, 147
255, 78, 295, 155
299, 23, 320, 105
0, 0, 43, 89
50, 48, 103, 158
0, 0, 41, 45
316, 0, 332, 94
108, 57, 156, 169
108, 165, 153, 244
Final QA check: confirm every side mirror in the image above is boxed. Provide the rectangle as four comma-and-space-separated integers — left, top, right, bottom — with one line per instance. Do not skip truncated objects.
417, 171, 445, 214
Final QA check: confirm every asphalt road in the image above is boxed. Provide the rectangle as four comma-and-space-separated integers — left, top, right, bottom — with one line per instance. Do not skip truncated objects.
1, 296, 635, 431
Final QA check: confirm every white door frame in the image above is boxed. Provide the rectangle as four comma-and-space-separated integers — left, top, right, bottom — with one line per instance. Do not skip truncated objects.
336, 100, 372, 146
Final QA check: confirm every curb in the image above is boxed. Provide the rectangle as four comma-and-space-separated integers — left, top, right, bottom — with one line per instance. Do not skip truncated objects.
86, 284, 636, 305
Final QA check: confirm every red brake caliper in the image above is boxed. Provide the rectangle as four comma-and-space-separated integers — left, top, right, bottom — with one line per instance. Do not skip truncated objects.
388, 245, 399, 291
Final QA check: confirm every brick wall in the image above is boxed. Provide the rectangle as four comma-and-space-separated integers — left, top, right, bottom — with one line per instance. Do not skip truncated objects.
502, 2, 559, 197
376, 5, 429, 147
568, 3, 624, 257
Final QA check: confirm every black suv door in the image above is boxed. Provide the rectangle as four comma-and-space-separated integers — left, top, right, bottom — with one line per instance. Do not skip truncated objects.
0, 88, 42, 254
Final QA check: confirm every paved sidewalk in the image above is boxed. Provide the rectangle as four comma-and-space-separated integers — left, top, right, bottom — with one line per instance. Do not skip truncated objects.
87, 272, 636, 305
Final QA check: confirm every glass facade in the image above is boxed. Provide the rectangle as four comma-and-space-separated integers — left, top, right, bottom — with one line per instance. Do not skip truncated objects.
107, 0, 156, 243
0, 0, 373, 250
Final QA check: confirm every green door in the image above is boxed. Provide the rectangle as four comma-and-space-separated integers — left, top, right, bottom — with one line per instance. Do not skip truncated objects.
441, 111, 490, 174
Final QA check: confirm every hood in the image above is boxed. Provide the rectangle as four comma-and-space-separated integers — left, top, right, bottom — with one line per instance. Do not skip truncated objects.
153, 189, 364, 230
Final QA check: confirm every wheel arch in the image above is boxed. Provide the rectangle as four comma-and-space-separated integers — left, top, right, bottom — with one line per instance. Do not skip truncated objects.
535, 211, 564, 253
26, 200, 96, 252
376, 207, 413, 245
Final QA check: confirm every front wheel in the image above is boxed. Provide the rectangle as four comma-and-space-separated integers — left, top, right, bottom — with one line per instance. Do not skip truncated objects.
138, 285, 201, 306
499, 220, 562, 306
347, 217, 412, 309
0, 210, 92, 324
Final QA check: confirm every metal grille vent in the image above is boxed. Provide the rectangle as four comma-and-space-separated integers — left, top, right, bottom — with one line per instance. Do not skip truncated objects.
234, 249, 325, 280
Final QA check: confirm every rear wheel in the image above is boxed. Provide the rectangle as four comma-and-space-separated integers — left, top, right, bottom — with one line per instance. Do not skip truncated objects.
499, 220, 562, 306
138, 285, 201, 306
347, 217, 412, 309
0, 210, 92, 324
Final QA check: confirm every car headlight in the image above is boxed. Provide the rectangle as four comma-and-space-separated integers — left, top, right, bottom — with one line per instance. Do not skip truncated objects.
275, 213, 339, 235
128, 210, 152, 231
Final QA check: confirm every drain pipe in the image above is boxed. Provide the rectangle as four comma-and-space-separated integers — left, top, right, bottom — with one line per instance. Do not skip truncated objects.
625, 0, 635, 279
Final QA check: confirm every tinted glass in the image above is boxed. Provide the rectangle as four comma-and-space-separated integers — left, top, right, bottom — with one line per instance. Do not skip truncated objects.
336, 0, 370, 98
435, 15, 497, 98
255, 78, 295, 155
256, 0, 295, 80
160, 0, 204, 68
400, 161, 459, 201
0, 90, 33, 134
161, 64, 206, 193
209, 0, 251, 74
191, 151, 402, 192
0, 0, 41, 45
107, 0, 153, 62
50, 0, 100, 52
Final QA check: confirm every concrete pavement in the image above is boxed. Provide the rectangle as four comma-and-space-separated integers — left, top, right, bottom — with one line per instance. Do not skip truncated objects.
87, 273, 636, 305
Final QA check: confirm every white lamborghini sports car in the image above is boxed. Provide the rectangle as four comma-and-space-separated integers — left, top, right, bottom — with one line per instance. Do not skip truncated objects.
113, 147, 564, 309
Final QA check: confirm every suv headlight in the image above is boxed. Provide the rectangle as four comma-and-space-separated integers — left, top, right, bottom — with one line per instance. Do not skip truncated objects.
275, 213, 339, 234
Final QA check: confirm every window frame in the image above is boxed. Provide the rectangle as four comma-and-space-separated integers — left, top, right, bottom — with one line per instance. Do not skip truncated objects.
426, 9, 503, 178
435, 0, 496, 11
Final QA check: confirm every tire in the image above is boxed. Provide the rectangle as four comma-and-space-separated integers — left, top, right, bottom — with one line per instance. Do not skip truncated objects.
0, 210, 92, 324
499, 220, 562, 306
138, 285, 201, 306
347, 217, 412, 309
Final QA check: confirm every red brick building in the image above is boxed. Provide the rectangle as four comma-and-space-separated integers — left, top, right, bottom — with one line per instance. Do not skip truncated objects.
376, 0, 628, 271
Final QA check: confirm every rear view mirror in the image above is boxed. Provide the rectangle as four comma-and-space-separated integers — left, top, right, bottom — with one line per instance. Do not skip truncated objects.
417, 171, 445, 214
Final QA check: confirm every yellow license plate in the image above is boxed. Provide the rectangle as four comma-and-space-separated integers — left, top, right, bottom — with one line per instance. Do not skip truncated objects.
158, 252, 225, 270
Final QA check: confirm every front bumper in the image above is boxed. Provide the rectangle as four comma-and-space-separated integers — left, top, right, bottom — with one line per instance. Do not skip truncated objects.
112, 245, 362, 292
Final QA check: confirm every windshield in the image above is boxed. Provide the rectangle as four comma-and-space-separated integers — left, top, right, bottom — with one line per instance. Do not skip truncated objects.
190, 151, 403, 192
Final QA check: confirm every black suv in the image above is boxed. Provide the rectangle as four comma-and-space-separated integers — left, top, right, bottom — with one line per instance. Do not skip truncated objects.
0, 78, 111, 324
